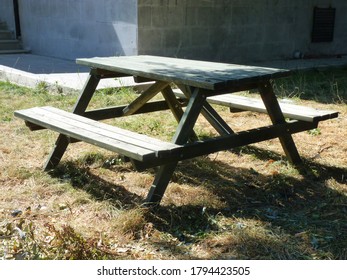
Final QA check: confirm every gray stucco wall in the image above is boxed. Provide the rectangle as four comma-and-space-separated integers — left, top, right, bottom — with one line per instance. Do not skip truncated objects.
138, 0, 347, 63
10, 0, 138, 60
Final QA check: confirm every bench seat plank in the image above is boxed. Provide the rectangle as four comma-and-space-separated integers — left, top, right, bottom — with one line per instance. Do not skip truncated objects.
14, 106, 181, 162
173, 90, 338, 122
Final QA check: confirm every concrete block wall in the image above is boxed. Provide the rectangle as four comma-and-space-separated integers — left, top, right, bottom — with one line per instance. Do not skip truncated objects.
138, 0, 347, 63
1, 0, 346, 62
13, 0, 138, 60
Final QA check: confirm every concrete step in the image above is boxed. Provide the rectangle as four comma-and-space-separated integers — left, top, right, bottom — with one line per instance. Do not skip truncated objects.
0, 39, 22, 50
0, 30, 13, 40
0, 21, 30, 54
0, 22, 7, 30
0, 49, 31, 54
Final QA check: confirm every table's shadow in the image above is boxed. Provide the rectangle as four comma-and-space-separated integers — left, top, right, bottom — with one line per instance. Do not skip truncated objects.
50, 146, 347, 259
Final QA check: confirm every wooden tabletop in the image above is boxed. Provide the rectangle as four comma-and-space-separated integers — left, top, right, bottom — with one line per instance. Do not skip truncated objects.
76, 55, 290, 91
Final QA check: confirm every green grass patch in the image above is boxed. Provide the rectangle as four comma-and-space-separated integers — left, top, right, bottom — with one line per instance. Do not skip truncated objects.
273, 68, 347, 104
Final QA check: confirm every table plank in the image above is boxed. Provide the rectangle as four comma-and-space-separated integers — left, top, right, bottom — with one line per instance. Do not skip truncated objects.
77, 55, 290, 91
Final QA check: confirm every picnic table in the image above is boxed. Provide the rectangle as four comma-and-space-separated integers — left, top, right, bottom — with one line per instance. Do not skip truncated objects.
14, 55, 339, 205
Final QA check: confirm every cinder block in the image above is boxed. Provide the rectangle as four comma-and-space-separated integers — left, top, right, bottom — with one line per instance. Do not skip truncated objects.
190, 27, 210, 47
138, 7, 152, 27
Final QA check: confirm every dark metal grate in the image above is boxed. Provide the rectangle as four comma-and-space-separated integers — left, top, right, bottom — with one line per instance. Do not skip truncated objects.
311, 7, 336, 43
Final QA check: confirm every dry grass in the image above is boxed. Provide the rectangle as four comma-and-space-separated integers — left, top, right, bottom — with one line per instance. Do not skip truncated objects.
0, 68, 346, 260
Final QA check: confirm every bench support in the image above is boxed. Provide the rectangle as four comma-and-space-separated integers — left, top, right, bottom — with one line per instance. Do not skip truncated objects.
259, 82, 302, 164
145, 87, 207, 204
44, 72, 100, 170
122, 81, 169, 116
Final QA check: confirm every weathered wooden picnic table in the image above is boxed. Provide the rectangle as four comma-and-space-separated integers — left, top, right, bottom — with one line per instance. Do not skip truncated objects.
14, 55, 338, 205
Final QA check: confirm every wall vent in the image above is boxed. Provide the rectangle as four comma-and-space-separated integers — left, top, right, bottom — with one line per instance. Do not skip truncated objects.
311, 7, 336, 43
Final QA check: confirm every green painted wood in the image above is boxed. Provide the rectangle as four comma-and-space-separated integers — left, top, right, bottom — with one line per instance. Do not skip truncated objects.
145, 87, 208, 204
46, 107, 177, 151
161, 86, 185, 123
82, 99, 187, 121
171, 120, 317, 163
72, 73, 101, 115
19, 55, 338, 206
14, 106, 182, 162
161, 86, 199, 143
122, 81, 169, 116
44, 72, 101, 170
15, 105, 318, 168
77, 56, 290, 91
177, 85, 234, 136
134, 120, 317, 169
172, 89, 339, 123
145, 162, 178, 205
25, 100, 189, 130
259, 82, 302, 164
172, 88, 207, 144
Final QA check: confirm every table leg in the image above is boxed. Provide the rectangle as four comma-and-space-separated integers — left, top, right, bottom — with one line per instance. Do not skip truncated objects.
44, 72, 101, 170
145, 87, 207, 204
259, 82, 302, 164
161, 86, 198, 142
178, 85, 234, 136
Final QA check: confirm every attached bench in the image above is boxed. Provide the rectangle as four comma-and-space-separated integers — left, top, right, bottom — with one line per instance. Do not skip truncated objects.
14, 106, 182, 163
14, 104, 330, 171
173, 89, 339, 123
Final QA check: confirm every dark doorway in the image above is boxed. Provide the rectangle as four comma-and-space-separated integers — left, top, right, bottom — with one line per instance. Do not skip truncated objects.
13, 0, 21, 38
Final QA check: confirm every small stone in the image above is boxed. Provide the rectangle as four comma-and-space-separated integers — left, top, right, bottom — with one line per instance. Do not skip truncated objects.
11, 209, 22, 217
58, 203, 68, 210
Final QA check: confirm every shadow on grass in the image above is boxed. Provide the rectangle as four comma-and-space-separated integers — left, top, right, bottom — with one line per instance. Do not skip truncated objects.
50, 161, 144, 208
51, 148, 347, 259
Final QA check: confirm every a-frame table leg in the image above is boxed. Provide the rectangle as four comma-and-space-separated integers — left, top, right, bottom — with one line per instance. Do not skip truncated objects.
145, 88, 207, 205
259, 82, 302, 164
177, 85, 234, 136
44, 72, 101, 171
